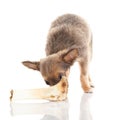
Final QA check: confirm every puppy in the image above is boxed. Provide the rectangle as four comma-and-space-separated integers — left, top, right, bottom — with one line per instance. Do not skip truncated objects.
22, 13, 93, 93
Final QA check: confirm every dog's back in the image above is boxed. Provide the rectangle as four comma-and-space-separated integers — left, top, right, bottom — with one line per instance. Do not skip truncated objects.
45, 14, 92, 56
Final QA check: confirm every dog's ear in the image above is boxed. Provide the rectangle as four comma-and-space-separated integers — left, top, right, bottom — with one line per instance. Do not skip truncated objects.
62, 48, 79, 65
22, 61, 40, 71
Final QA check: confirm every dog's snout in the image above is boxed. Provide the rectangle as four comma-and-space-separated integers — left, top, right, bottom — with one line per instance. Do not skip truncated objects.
49, 79, 60, 86
44, 73, 66, 86
45, 80, 50, 85
52, 74, 66, 85
44, 79, 59, 86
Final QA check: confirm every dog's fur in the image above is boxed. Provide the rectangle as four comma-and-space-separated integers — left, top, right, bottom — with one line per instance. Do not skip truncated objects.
22, 14, 93, 92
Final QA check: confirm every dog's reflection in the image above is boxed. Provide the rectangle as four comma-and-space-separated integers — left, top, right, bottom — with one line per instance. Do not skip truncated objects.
10, 100, 69, 120
79, 93, 93, 120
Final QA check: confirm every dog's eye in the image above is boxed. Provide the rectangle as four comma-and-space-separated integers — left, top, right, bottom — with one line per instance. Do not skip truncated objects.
58, 73, 63, 80
45, 80, 50, 85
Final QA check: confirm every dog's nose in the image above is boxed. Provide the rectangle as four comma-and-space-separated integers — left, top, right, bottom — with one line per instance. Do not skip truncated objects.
45, 80, 50, 85
49, 78, 61, 86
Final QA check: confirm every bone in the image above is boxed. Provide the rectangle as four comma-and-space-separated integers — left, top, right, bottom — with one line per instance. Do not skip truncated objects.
10, 76, 68, 101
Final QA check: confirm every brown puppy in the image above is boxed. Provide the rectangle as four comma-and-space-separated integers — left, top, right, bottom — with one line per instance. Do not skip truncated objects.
22, 14, 93, 93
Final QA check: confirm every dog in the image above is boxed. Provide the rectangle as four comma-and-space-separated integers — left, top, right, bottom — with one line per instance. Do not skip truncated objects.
22, 13, 93, 93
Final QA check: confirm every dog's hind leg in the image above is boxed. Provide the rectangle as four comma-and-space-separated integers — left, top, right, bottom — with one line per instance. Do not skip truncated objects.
79, 61, 93, 93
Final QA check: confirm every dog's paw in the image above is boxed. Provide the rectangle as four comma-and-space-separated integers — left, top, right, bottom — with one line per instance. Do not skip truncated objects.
82, 86, 94, 93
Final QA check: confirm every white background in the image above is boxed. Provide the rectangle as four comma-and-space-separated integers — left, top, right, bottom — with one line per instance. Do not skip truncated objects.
0, 0, 120, 120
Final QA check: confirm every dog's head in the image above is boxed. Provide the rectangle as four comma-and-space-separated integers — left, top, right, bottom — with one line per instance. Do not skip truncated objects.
22, 48, 79, 86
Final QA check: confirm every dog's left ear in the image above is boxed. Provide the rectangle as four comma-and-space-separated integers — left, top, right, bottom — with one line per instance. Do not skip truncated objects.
62, 48, 79, 65
22, 61, 40, 71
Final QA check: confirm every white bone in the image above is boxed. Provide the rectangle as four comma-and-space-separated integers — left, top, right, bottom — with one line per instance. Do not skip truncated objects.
10, 76, 68, 101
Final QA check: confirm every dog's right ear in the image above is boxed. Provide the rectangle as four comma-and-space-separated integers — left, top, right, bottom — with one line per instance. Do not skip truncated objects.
61, 48, 79, 65
22, 61, 40, 71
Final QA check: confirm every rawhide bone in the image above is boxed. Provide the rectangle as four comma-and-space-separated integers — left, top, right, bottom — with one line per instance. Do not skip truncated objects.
10, 76, 68, 101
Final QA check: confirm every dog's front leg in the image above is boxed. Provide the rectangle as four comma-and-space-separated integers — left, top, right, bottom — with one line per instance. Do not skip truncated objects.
79, 61, 93, 93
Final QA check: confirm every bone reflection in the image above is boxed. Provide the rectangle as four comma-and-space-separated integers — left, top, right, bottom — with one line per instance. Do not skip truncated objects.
79, 93, 93, 120
10, 100, 69, 120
